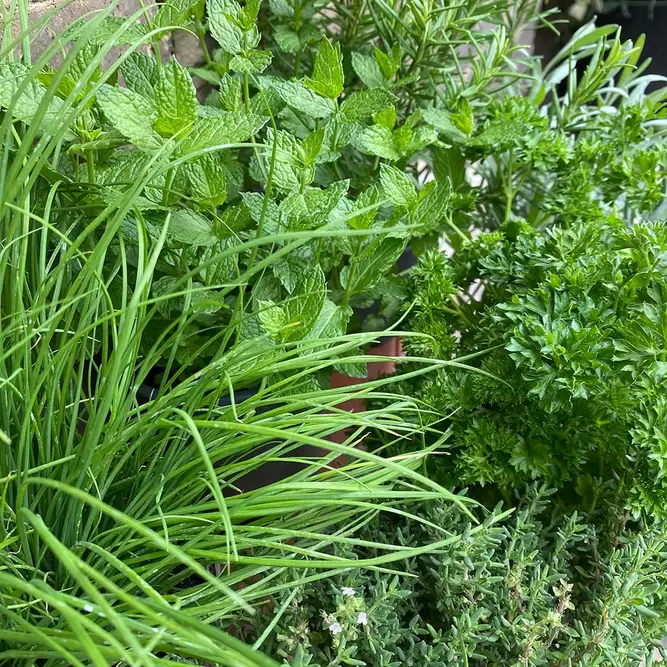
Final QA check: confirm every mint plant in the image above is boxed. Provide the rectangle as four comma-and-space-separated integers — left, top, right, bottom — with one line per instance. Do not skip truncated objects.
0, 0, 548, 378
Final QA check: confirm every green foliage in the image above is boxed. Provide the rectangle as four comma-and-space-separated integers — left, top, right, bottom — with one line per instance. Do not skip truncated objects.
239, 486, 667, 666
0, 2, 483, 664
399, 182, 667, 514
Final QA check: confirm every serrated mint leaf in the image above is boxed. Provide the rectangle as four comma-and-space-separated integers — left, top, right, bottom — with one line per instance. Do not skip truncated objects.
0, 64, 70, 133
184, 154, 227, 208
304, 38, 344, 99
351, 52, 385, 88
215, 203, 251, 238
375, 45, 401, 79
98, 153, 166, 205
121, 53, 157, 100
262, 128, 304, 192
340, 88, 394, 121
207, 0, 245, 54
258, 300, 288, 340
283, 265, 326, 341
308, 299, 352, 340
154, 58, 197, 137
411, 181, 451, 233
230, 49, 273, 74
432, 145, 466, 189
179, 112, 267, 155
274, 25, 301, 53
268, 0, 293, 16
153, 0, 197, 32
373, 105, 397, 130
380, 163, 417, 209
167, 208, 219, 246
241, 192, 285, 236
422, 107, 468, 143
353, 125, 399, 161
97, 84, 162, 150
86, 16, 148, 45
269, 79, 336, 118
342, 236, 405, 293
219, 75, 244, 110
302, 128, 325, 164
272, 248, 311, 293
347, 186, 380, 230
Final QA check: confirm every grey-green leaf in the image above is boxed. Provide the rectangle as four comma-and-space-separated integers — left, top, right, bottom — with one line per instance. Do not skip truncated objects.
167, 208, 219, 246
351, 52, 385, 88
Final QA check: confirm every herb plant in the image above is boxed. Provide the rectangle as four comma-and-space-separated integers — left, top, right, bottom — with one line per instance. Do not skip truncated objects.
385, 23, 667, 515
238, 486, 667, 666
0, 2, 475, 664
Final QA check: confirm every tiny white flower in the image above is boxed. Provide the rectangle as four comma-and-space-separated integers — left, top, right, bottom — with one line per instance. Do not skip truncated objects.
341, 587, 356, 596
328, 622, 343, 635
82, 604, 93, 613
356, 612, 368, 625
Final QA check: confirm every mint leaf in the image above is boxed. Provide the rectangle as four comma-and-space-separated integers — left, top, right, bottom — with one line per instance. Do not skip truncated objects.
274, 25, 301, 53
375, 45, 401, 80
269, 79, 336, 118
347, 186, 380, 230
207, 0, 245, 54
284, 265, 326, 341
179, 112, 267, 155
230, 50, 273, 74
153, 0, 197, 33
432, 145, 466, 189
302, 128, 325, 164
121, 53, 157, 100
86, 16, 148, 45
351, 52, 385, 88
219, 75, 244, 111
0, 64, 70, 132
184, 154, 227, 208
154, 58, 197, 137
342, 237, 405, 293
305, 38, 344, 99
353, 125, 400, 161
215, 203, 251, 238
272, 248, 311, 293
422, 108, 468, 143
373, 105, 397, 130
167, 208, 219, 246
380, 163, 417, 208
258, 300, 288, 340
268, 0, 293, 16
340, 89, 394, 121
241, 191, 285, 236
308, 299, 353, 340
411, 181, 451, 233
263, 128, 303, 192
97, 84, 162, 150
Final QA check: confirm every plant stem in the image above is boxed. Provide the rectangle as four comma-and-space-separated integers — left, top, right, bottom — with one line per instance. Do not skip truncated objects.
85, 150, 95, 184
